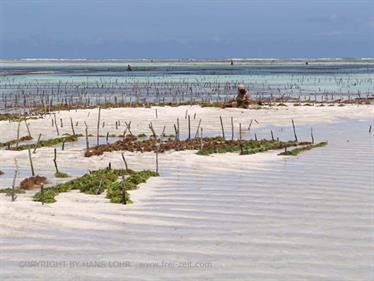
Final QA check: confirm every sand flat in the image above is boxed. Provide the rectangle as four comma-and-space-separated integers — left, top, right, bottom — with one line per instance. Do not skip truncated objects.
0, 106, 373, 281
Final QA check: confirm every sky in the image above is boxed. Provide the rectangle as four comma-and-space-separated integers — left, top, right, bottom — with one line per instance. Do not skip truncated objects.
0, 0, 373, 59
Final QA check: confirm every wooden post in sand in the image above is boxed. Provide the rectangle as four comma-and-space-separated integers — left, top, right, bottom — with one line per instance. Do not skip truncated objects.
188, 115, 191, 140
24, 119, 31, 138
53, 148, 59, 174
121, 175, 126, 205
149, 122, 157, 138
40, 184, 45, 205
70, 117, 76, 136
15, 120, 21, 149
54, 114, 59, 136
97, 107, 101, 146
200, 128, 203, 150
33, 133, 42, 154
84, 122, 89, 150
121, 153, 129, 170
177, 118, 180, 140
173, 124, 178, 140
271, 130, 274, 141
194, 119, 202, 138
239, 123, 243, 154
292, 119, 298, 142
311, 128, 314, 144
219, 116, 225, 140
11, 159, 19, 202
28, 148, 35, 176
248, 119, 253, 132
369, 124, 372, 133
125, 121, 133, 135
231, 117, 234, 140
155, 145, 159, 173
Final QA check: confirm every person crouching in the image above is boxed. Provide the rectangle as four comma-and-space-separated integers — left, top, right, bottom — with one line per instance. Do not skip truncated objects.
232, 84, 251, 108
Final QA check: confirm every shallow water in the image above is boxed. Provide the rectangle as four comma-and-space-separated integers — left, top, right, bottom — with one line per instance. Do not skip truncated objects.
1, 60, 373, 112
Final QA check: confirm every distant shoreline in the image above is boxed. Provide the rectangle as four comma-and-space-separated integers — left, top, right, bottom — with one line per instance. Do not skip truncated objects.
1, 58, 374, 65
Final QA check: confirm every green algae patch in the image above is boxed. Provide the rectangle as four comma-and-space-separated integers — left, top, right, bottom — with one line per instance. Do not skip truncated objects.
33, 188, 58, 203
0, 136, 33, 148
0, 188, 25, 195
11, 134, 82, 151
278, 141, 328, 156
54, 171, 70, 178
33, 169, 159, 204
197, 140, 298, 156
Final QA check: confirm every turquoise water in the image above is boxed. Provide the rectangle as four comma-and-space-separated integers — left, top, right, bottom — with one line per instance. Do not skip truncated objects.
0, 60, 373, 110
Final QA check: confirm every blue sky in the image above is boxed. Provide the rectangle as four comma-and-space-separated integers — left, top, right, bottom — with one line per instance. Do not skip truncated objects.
0, 0, 373, 59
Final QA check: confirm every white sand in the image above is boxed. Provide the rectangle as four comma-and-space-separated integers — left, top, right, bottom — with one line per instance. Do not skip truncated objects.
0, 105, 373, 281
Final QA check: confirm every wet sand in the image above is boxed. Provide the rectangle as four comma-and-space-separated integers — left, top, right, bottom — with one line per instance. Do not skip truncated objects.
0, 105, 373, 280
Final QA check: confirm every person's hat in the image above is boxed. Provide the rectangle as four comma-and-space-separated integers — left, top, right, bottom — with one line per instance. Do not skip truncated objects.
238, 84, 245, 90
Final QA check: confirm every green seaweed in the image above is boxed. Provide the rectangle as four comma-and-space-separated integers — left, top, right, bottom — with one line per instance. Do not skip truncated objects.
0, 188, 26, 194
278, 141, 328, 156
54, 171, 70, 178
0, 136, 33, 148
33, 188, 58, 203
11, 134, 82, 151
33, 169, 158, 204
197, 140, 298, 156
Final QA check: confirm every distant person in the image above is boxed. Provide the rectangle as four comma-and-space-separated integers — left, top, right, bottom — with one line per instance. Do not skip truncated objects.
127, 64, 133, 71
232, 84, 251, 107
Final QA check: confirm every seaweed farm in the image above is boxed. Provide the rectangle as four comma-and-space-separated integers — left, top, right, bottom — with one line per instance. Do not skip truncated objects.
1, 59, 373, 112
0, 60, 373, 281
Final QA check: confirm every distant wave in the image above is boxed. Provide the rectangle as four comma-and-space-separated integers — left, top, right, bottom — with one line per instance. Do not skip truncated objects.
0, 58, 373, 63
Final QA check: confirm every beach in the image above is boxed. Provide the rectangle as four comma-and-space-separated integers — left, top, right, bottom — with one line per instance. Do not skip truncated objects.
0, 105, 373, 280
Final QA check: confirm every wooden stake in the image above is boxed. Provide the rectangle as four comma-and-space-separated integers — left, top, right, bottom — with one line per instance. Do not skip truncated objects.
219, 116, 225, 140
311, 128, 314, 144
97, 107, 101, 146
11, 159, 19, 202
28, 148, 35, 176
15, 120, 21, 149
33, 133, 42, 154
200, 128, 203, 150
40, 184, 45, 205
231, 116, 234, 140
70, 117, 76, 136
54, 113, 59, 136
239, 123, 243, 154
194, 119, 202, 138
24, 119, 31, 138
155, 146, 159, 173
292, 119, 298, 142
52, 148, 59, 174
84, 122, 89, 150
125, 121, 133, 135
121, 175, 126, 205
188, 115, 191, 140
177, 118, 180, 141
149, 122, 157, 138
121, 153, 128, 170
